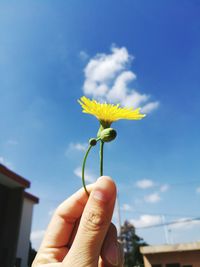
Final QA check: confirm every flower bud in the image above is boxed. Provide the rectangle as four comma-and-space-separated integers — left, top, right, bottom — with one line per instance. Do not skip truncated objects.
89, 138, 97, 146
100, 128, 117, 142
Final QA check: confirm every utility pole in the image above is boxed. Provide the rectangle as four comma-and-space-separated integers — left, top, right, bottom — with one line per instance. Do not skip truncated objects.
168, 228, 174, 244
116, 193, 122, 236
162, 215, 170, 244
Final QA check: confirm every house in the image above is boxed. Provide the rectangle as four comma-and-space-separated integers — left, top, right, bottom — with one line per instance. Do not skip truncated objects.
0, 164, 39, 267
140, 241, 200, 267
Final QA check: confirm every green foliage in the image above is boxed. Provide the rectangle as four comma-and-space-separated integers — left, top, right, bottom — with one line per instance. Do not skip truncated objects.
28, 242, 37, 267
119, 220, 148, 267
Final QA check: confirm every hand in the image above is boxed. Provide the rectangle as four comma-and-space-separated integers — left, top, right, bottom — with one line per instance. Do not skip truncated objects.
32, 176, 124, 267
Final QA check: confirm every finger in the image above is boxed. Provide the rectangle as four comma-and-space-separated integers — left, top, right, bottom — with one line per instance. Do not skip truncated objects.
34, 264, 62, 267
101, 224, 124, 267
33, 184, 94, 266
41, 184, 94, 249
64, 176, 116, 267
98, 257, 105, 267
101, 224, 118, 266
101, 242, 124, 267
67, 217, 80, 248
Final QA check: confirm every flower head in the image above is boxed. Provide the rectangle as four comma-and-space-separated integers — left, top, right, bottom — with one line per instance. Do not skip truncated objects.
78, 96, 146, 196
78, 96, 145, 127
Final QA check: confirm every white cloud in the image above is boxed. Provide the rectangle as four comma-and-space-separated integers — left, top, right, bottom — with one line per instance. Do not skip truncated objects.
160, 184, 169, 192
82, 46, 159, 114
136, 179, 169, 194
121, 203, 133, 212
141, 101, 160, 114
48, 209, 56, 216
196, 187, 200, 193
131, 214, 162, 228
79, 50, 89, 61
0, 156, 13, 169
144, 192, 161, 203
136, 179, 154, 189
66, 142, 88, 155
6, 139, 18, 145
170, 218, 200, 230
31, 230, 45, 240
0, 156, 6, 164
30, 229, 46, 250
74, 166, 96, 183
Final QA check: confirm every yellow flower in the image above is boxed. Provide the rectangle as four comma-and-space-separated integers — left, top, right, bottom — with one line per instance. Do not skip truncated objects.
78, 96, 145, 127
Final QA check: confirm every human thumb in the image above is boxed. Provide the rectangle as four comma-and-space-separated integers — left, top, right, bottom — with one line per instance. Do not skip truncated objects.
63, 176, 116, 267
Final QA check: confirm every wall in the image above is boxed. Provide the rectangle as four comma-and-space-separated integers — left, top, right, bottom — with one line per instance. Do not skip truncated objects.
16, 197, 34, 267
0, 185, 24, 267
143, 250, 200, 267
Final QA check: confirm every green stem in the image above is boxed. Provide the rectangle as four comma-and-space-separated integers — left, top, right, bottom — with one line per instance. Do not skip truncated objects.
82, 145, 92, 196
100, 140, 104, 176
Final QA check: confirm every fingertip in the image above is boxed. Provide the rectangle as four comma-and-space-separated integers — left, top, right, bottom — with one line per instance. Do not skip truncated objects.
96, 176, 117, 193
92, 176, 117, 203
97, 175, 114, 182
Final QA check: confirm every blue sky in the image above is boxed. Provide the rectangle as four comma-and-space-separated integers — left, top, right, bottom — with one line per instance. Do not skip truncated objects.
1, 0, 200, 249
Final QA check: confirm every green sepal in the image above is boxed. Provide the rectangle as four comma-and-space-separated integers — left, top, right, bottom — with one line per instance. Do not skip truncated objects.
97, 121, 112, 138
100, 128, 117, 142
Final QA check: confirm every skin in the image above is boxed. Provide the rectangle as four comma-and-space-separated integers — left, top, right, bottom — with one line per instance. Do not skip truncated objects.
32, 176, 124, 267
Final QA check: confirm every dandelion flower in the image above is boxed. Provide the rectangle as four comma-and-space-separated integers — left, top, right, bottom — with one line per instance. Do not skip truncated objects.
78, 96, 145, 127
78, 96, 146, 196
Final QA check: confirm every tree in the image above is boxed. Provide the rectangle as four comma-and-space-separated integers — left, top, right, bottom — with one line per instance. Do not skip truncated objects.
119, 220, 147, 267
28, 242, 37, 267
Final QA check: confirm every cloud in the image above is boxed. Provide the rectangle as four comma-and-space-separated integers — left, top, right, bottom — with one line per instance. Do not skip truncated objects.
79, 50, 89, 61
131, 214, 162, 228
170, 218, 200, 230
74, 166, 96, 183
196, 187, 200, 193
48, 209, 56, 216
82, 46, 159, 114
141, 101, 160, 114
65, 142, 88, 155
0, 156, 13, 169
30, 229, 46, 250
135, 179, 168, 204
136, 179, 169, 193
144, 192, 161, 203
121, 203, 133, 212
6, 139, 18, 145
136, 179, 154, 189
31, 230, 45, 240
160, 184, 169, 192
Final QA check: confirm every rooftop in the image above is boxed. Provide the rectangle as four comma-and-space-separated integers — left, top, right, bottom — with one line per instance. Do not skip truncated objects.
0, 164, 30, 188
0, 163, 39, 203
140, 242, 200, 254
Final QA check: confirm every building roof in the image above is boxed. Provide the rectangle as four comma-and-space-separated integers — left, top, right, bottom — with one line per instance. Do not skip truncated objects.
24, 191, 39, 204
0, 164, 39, 203
140, 242, 200, 254
0, 164, 30, 188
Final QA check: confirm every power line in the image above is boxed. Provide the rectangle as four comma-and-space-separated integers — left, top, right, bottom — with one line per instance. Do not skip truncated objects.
136, 217, 200, 230
132, 210, 199, 218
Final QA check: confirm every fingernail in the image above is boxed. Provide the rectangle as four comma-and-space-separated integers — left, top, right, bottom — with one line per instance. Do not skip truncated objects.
97, 176, 113, 181
92, 176, 115, 203
92, 190, 109, 202
106, 242, 119, 266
